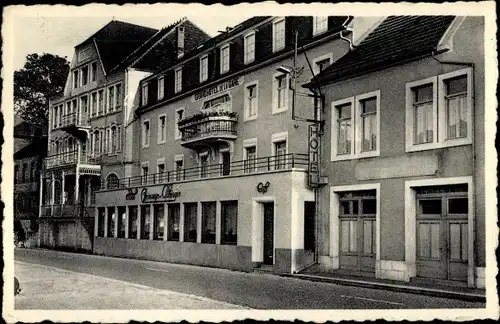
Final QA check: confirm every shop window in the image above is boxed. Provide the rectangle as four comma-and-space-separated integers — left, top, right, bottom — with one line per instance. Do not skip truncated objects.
201, 202, 216, 244
117, 206, 126, 238
140, 205, 151, 240
221, 201, 237, 245
153, 204, 165, 240
168, 204, 180, 241
184, 203, 198, 242
128, 206, 138, 239
97, 207, 105, 237
107, 207, 116, 238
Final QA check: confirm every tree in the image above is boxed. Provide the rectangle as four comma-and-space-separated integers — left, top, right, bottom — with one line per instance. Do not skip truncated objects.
14, 53, 70, 126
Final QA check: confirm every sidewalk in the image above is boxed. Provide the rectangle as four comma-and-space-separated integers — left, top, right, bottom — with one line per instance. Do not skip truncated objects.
280, 271, 486, 303
14, 261, 248, 310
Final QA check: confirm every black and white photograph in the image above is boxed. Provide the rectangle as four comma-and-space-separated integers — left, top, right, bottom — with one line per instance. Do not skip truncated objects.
2, 2, 498, 322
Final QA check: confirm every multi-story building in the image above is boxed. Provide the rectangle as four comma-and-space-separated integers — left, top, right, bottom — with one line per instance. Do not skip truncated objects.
39, 19, 210, 252
306, 16, 485, 288
14, 116, 47, 246
91, 16, 382, 274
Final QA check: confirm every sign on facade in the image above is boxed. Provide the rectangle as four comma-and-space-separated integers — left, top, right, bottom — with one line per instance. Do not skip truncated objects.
192, 77, 244, 102
140, 184, 181, 203
308, 124, 320, 188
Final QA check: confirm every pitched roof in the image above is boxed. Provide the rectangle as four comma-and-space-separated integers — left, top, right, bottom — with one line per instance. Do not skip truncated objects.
78, 20, 159, 74
308, 15, 456, 86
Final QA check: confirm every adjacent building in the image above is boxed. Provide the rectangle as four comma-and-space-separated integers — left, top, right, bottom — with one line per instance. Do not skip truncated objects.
306, 16, 485, 288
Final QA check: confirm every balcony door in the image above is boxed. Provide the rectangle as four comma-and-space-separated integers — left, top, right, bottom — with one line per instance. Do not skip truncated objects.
220, 150, 230, 176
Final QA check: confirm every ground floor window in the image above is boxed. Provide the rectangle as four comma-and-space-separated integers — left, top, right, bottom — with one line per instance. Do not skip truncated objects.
168, 204, 180, 241
128, 206, 138, 239
118, 206, 126, 238
153, 204, 164, 240
107, 207, 116, 237
221, 200, 237, 245
140, 205, 151, 239
201, 202, 216, 244
97, 207, 105, 237
184, 203, 197, 242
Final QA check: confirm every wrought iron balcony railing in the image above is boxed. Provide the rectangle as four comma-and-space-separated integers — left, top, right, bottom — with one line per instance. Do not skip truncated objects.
61, 112, 89, 129
179, 115, 238, 144
44, 151, 102, 169
99, 153, 309, 190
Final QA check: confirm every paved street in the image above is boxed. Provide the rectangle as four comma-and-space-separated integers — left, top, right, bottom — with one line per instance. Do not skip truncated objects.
15, 248, 485, 310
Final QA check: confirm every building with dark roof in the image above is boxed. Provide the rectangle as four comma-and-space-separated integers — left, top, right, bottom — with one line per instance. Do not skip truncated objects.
305, 16, 485, 288
40, 18, 209, 252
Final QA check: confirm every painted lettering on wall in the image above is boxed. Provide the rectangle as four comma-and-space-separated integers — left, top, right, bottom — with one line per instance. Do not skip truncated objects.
192, 77, 243, 102
308, 124, 320, 188
140, 184, 181, 203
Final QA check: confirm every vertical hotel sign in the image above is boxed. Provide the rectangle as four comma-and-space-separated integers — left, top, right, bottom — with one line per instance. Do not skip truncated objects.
308, 124, 320, 188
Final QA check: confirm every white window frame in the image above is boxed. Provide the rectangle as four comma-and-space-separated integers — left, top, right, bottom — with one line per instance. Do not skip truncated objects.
199, 55, 208, 83
158, 76, 165, 100
107, 85, 115, 113
142, 83, 149, 106
90, 61, 98, 82
141, 161, 150, 185
272, 72, 289, 114
220, 43, 230, 74
175, 67, 183, 94
109, 125, 118, 155
313, 16, 328, 36
174, 154, 184, 181
244, 31, 256, 64
116, 125, 122, 152
73, 70, 79, 89
175, 107, 185, 140
142, 119, 150, 148
243, 138, 258, 173
272, 17, 286, 53
157, 113, 167, 145
312, 53, 334, 77
271, 131, 288, 170
156, 158, 166, 174
244, 80, 259, 121
330, 90, 381, 161
405, 68, 473, 152
80, 65, 90, 87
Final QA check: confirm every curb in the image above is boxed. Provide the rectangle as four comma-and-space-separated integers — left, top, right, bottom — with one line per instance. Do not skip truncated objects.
280, 273, 486, 303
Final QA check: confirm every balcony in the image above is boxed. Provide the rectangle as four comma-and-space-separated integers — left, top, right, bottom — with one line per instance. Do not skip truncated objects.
40, 203, 95, 220
60, 112, 90, 138
100, 153, 309, 190
178, 112, 238, 148
44, 151, 101, 174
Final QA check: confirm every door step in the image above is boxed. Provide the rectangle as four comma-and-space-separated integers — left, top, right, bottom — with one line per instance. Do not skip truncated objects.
410, 276, 468, 289
253, 265, 274, 274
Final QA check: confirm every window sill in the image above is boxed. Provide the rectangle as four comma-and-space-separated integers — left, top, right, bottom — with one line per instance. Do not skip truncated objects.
141, 145, 150, 149
313, 29, 328, 37
244, 59, 255, 65
331, 150, 380, 162
272, 107, 288, 115
157, 140, 166, 145
244, 114, 258, 122
406, 138, 472, 153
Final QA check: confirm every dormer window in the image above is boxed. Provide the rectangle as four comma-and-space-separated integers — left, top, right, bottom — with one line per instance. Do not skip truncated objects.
177, 27, 185, 59
313, 17, 328, 35
244, 31, 256, 64
272, 18, 286, 52
90, 62, 97, 82
158, 76, 165, 100
220, 44, 230, 74
142, 83, 149, 105
200, 55, 208, 83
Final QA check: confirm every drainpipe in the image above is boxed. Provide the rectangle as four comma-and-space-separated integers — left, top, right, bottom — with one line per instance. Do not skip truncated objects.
431, 50, 477, 287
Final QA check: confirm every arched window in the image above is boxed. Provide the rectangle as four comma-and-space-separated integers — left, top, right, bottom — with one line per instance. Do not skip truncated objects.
106, 173, 119, 189
111, 126, 117, 154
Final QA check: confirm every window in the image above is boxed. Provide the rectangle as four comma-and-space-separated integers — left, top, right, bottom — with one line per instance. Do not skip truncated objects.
158, 76, 165, 100
316, 58, 331, 73
175, 108, 184, 140
200, 154, 209, 178
58, 105, 63, 126
107, 207, 116, 238
98, 90, 104, 115
273, 73, 288, 113
30, 161, 36, 182
244, 144, 257, 173
221, 201, 237, 245
80, 95, 88, 118
142, 120, 150, 148
141, 163, 149, 185
313, 16, 328, 35
117, 206, 126, 238
184, 203, 198, 242
21, 163, 28, 183
274, 141, 287, 170
142, 83, 149, 105
73, 70, 79, 89
201, 202, 216, 244
153, 204, 164, 240
158, 114, 166, 144
117, 126, 122, 152
140, 205, 151, 239
331, 91, 380, 161
245, 82, 258, 120
175, 68, 182, 93
108, 86, 115, 112
53, 106, 58, 129
406, 68, 472, 152
202, 94, 231, 111
175, 156, 184, 181
81, 65, 89, 86
128, 206, 138, 239
90, 62, 97, 82
110, 126, 117, 154
199, 55, 208, 82
115, 83, 121, 108
220, 44, 230, 74
97, 208, 105, 237
272, 18, 286, 52
91, 92, 97, 117
14, 164, 19, 184
157, 159, 165, 183
244, 32, 255, 64
168, 204, 180, 241
106, 173, 119, 189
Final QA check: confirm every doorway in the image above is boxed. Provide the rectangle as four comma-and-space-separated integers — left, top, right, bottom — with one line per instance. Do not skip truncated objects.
263, 202, 274, 265
221, 151, 231, 176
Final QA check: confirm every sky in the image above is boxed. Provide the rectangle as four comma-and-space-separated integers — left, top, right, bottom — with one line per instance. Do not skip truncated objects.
10, 6, 252, 70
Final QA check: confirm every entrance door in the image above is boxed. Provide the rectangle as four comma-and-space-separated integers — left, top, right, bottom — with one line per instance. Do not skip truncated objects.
339, 191, 376, 274
263, 203, 274, 265
416, 189, 468, 282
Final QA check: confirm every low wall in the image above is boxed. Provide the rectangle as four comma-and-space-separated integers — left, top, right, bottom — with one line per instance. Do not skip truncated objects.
94, 237, 253, 272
